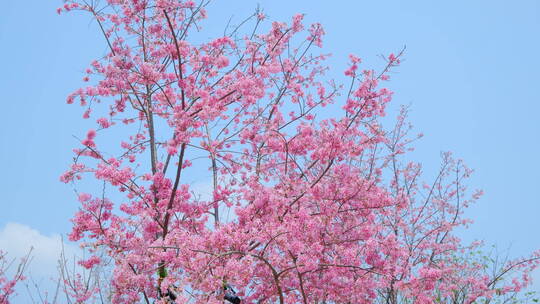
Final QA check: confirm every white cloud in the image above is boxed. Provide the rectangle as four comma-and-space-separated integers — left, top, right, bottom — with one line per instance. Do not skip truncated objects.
0, 223, 84, 303
190, 178, 240, 224
0, 222, 79, 279
190, 179, 214, 201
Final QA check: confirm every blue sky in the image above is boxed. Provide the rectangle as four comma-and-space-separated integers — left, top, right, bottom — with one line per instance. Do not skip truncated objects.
1, 0, 539, 297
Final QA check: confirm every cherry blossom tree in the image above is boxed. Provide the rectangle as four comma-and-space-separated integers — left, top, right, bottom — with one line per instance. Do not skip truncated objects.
0, 250, 31, 304
58, 0, 539, 303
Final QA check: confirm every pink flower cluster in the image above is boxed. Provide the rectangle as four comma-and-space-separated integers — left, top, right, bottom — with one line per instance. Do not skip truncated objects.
0, 251, 29, 304
58, 0, 539, 303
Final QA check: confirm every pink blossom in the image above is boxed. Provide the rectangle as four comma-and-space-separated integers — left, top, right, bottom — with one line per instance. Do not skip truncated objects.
56, 2, 538, 304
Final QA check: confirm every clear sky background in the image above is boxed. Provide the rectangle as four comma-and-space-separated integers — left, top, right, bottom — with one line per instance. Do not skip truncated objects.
1, 0, 539, 299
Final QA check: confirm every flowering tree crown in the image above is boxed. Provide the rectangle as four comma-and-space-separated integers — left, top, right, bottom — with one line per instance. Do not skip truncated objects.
58, 1, 539, 303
